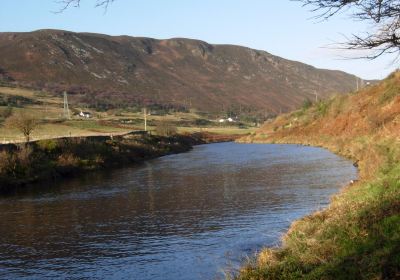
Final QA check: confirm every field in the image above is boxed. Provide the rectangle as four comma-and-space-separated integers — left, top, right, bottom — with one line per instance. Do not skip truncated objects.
0, 86, 255, 143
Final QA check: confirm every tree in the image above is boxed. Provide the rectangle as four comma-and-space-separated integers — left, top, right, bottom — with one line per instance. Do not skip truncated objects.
155, 120, 177, 136
5, 112, 40, 143
299, 0, 400, 59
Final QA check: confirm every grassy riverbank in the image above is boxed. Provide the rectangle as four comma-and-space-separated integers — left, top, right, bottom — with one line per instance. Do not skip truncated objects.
0, 132, 238, 194
237, 72, 400, 279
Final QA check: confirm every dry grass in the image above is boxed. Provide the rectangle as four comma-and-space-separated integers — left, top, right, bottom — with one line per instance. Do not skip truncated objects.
238, 71, 400, 279
0, 85, 256, 143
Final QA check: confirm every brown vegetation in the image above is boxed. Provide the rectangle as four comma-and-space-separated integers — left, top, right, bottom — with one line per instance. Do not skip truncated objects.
0, 30, 366, 114
0, 131, 239, 193
5, 112, 39, 142
238, 71, 400, 279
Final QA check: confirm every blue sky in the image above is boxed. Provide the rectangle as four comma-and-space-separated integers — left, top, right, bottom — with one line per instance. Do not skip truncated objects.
0, 0, 398, 80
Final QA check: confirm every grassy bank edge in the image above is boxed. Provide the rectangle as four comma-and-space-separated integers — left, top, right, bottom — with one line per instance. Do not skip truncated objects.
234, 134, 400, 279
0, 132, 241, 194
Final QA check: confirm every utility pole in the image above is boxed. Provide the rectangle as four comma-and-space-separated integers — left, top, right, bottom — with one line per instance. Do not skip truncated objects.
143, 107, 147, 132
356, 77, 359, 91
63, 91, 70, 120
314, 90, 318, 103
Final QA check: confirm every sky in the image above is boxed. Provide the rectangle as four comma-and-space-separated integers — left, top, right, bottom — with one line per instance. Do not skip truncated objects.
0, 0, 398, 80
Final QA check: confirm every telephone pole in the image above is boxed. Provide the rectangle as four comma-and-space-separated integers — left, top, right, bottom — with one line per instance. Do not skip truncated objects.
356, 77, 359, 91
143, 107, 147, 132
63, 91, 70, 120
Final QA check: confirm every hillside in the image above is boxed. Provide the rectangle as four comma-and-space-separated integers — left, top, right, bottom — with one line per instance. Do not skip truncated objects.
0, 29, 365, 114
238, 72, 400, 279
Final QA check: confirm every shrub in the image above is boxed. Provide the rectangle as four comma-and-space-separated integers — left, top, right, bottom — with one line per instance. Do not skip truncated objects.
16, 145, 32, 167
37, 139, 58, 153
302, 98, 313, 110
316, 101, 329, 116
0, 146, 33, 178
57, 153, 80, 168
0, 150, 10, 175
194, 118, 211, 126
379, 83, 400, 104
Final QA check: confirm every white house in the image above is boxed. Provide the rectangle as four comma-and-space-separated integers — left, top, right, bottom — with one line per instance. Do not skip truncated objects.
219, 117, 235, 123
79, 111, 91, 118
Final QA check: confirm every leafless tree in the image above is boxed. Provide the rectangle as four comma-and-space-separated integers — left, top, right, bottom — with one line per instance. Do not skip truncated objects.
299, 0, 400, 59
57, 0, 115, 12
5, 112, 40, 143
155, 120, 178, 136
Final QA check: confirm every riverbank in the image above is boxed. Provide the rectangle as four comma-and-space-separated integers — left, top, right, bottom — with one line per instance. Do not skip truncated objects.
0, 131, 240, 194
237, 73, 400, 279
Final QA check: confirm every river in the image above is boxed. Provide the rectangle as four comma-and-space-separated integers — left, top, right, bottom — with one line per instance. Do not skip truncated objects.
0, 143, 357, 280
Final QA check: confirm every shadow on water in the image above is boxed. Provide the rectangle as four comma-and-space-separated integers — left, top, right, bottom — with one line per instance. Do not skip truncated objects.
0, 143, 357, 280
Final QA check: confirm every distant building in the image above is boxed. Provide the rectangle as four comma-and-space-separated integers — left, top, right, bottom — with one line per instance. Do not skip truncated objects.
219, 117, 235, 123
79, 111, 91, 118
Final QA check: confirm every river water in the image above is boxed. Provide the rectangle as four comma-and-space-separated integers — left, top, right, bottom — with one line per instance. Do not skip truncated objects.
0, 143, 357, 280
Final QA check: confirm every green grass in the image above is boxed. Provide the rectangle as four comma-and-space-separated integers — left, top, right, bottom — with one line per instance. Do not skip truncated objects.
0, 85, 258, 143
237, 72, 400, 279
378, 83, 400, 105
238, 149, 400, 279
0, 121, 130, 143
178, 126, 256, 135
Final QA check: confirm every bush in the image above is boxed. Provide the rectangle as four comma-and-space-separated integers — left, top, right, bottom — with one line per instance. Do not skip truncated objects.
194, 118, 211, 126
0, 151, 10, 175
302, 98, 313, 110
316, 101, 329, 116
0, 146, 33, 178
379, 83, 400, 104
57, 153, 80, 168
37, 139, 58, 153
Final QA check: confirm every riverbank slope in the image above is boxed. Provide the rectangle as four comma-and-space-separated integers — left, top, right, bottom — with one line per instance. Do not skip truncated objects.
238, 72, 400, 279
0, 132, 240, 194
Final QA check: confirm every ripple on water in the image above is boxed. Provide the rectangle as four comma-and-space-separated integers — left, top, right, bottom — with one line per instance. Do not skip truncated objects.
0, 143, 357, 280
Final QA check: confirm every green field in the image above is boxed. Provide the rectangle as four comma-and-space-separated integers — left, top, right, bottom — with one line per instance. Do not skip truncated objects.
0, 86, 255, 143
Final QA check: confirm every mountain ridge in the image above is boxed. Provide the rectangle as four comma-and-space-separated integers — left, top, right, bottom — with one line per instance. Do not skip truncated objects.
0, 29, 368, 114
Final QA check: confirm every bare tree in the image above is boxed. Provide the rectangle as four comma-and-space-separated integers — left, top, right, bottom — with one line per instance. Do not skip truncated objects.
299, 0, 400, 59
57, 0, 115, 12
5, 112, 40, 143
155, 120, 177, 136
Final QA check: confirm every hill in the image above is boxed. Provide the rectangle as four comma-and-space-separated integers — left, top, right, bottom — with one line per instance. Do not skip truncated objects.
0, 29, 366, 114
238, 72, 400, 279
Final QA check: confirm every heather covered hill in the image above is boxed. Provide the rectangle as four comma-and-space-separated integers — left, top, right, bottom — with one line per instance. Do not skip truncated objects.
238, 72, 400, 279
0, 29, 365, 113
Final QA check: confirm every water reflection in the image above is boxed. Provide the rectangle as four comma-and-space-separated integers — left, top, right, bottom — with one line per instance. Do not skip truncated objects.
0, 143, 357, 280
